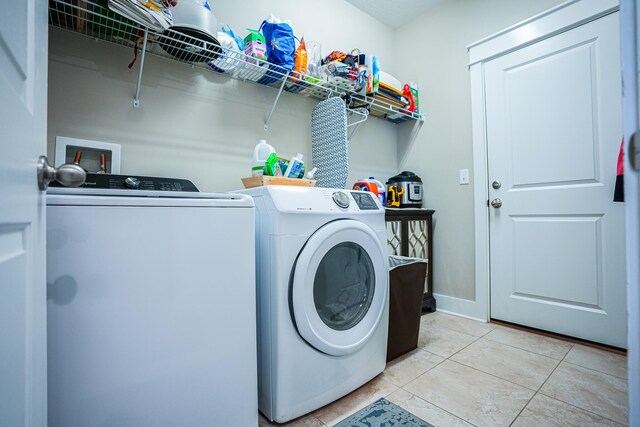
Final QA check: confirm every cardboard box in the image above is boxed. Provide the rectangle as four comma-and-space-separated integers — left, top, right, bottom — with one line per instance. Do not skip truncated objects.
244, 28, 267, 64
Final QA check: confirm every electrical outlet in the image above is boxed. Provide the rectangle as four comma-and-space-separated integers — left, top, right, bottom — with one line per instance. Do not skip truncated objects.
459, 169, 470, 185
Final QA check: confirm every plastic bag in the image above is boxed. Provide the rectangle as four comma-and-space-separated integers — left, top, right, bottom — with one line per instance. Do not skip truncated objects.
259, 16, 295, 71
221, 23, 244, 51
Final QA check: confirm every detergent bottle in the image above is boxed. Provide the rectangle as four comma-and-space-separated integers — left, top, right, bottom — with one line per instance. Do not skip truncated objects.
353, 178, 378, 195
370, 177, 386, 206
353, 177, 386, 206
252, 139, 275, 176
284, 153, 305, 178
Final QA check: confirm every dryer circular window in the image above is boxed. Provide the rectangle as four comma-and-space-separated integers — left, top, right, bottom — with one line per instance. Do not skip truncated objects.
291, 219, 388, 356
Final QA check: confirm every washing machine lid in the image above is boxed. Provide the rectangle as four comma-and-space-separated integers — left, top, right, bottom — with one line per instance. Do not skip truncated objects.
291, 219, 388, 356
47, 174, 253, 207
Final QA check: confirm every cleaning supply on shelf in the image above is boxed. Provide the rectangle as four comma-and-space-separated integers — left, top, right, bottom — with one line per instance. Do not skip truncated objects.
371, 177, 386, 206
353, 178, 378, 194
371, 56, 380, 94
264, 152, 282, 176
359, 54, 378, 95
306, 167, 317, 180
352, 177, 385, 206
306, 41, 322, 78
403, 84, 416, 113
278, 157, 290, 175
284, 153, 304, 178
244, 28, 266, 65
252, 139, 275, 176
408, 81, 419, 114
291, 37, 307, 82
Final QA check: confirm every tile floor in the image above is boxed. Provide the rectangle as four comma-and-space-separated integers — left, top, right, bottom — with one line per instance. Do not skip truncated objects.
258, 311, 628, 427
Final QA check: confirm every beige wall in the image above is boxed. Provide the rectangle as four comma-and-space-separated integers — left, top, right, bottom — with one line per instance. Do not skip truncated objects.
394, 0, 564, 300
47, 0, 399, 192
48, 0, 566, 305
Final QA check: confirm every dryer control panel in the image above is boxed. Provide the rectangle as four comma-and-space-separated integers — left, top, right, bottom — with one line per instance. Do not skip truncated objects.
350, 191, 379, 210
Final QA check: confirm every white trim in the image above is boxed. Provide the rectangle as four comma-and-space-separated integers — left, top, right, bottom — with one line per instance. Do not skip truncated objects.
620, 0, 639, 422
433, 293, 487, 323
55, 136, 122, 173
470, 63, 490, 322
468, 0, 619, 324
467, 0, 619, 65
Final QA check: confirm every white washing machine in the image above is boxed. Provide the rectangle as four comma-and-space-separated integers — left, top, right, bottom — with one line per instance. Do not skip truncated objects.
46, 174, 258, 427
239, 186, 389, 423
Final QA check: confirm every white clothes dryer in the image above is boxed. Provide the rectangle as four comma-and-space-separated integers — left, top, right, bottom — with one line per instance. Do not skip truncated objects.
239, 186, 389, 423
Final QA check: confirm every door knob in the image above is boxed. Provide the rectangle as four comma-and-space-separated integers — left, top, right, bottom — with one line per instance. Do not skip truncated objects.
492, 180, 501, 189
491, 198, 502, 208
37, 156, 86, 190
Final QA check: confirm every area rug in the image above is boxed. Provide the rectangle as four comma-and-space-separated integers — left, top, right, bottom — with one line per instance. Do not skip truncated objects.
333, 398, 434, 427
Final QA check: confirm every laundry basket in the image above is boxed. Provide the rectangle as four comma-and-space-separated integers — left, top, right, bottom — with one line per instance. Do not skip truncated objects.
387, 255, 428, 362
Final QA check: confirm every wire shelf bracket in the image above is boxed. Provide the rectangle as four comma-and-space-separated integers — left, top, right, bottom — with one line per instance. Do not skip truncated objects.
133, 28, 149, 108
264, 71, 291, 131
347, 107, 369, 141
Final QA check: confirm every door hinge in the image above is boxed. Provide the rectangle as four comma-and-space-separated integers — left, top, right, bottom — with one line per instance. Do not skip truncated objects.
631, 131, 640, 172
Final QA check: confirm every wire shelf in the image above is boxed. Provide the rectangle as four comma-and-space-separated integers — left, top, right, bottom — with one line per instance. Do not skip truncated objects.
48, 0, 423, 124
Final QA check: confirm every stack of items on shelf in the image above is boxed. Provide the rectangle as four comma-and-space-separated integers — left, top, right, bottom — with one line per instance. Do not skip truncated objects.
108, 0, 174, 31
242, 140, 317, 188
68, 0, 423, 120
369, 71, 420, 120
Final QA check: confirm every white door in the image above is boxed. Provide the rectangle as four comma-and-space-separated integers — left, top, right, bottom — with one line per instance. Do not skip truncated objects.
0, 1, 49, 425
291, 220, 388, 356
486, 12, 627, 348
620, 0, 640, 421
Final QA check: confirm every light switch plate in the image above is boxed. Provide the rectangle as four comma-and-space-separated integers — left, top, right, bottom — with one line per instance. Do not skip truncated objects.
459, 169, 470, 185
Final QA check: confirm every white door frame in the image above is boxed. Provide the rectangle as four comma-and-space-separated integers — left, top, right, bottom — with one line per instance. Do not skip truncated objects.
465, 0, 619, 322
620, 0, 639, 422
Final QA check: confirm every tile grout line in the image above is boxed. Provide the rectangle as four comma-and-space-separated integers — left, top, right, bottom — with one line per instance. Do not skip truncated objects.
402, 356, 532, 427
395, 331, 483, 427
422, 317, 498, 341
535, 349, 627, 427
396, 383, 481, 427
561, 359, 628, 380
414, 323, 544, 425
446, 357, 550, 393
535, 389, 627, 426
420, 317, 627, 426
482, 334, 571, 361
535, 342, 573, 393
506, 347, 571, 427
445, 358, 543, 393
444, 331, 485, 359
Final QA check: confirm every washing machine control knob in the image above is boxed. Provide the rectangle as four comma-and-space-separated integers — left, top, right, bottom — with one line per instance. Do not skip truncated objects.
124, 177, 141, 189
332, 191, 350, 208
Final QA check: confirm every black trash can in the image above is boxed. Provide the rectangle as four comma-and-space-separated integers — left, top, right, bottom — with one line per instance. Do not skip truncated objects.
387, 255, 428, 362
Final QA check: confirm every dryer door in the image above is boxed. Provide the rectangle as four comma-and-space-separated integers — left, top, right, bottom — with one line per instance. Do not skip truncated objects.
291, 219, 388, 356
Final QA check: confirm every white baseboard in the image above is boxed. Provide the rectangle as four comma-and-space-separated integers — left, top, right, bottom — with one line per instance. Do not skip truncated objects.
433, 293, 488, 323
